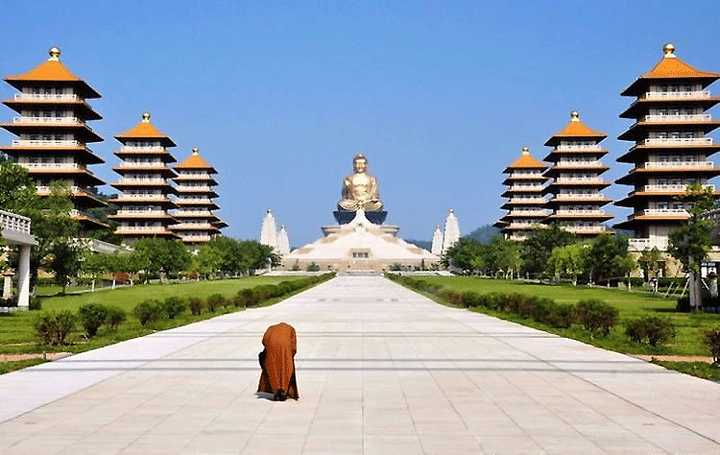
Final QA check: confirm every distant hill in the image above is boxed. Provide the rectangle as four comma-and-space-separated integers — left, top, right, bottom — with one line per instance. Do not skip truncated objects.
464, 224, 500, 244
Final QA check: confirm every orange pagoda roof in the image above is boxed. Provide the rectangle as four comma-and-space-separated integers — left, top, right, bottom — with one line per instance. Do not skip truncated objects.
622, 44, 720, 96
175, 147, 217, 173
115, 113, 177, 147
4, 48, 101, 98
544, 111, 606, 146
504, 147, 546, 172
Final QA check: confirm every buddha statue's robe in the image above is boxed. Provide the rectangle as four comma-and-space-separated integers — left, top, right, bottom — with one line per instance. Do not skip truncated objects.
338, 172, 383, 212
258, 322, 299, 400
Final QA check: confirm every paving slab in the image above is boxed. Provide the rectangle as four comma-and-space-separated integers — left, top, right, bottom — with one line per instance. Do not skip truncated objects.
1, 276, 720, 454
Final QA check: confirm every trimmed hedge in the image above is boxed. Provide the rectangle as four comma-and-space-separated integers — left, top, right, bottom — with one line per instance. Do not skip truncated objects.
34, 310, 76, 345
705, 328, 720, 365
575, 300, 618, 337
625, 316, 675, 347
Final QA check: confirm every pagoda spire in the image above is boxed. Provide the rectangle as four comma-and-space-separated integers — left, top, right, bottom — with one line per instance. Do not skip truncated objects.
277, 225, 290, 256
260, 209, 278, 250
442, 209, 460, 253
431, 224, 443, 256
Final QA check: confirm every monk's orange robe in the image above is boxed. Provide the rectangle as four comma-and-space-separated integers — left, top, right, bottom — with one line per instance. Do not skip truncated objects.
257, 322, 299, 399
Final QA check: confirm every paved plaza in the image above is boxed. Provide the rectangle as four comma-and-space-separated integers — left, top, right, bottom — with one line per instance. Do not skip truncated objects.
1, 276, 720, 454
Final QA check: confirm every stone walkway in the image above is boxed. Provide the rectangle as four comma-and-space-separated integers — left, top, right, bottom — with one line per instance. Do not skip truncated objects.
1, 276, 720, 454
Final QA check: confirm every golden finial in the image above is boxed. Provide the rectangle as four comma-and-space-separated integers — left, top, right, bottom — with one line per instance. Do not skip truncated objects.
663, 43, 676, 58
521, 146, 530, 156
141, 112, 151, 123
354, 152, 366, 160
266, 208, 272, 213
192, 147, 199, 155
570, 111, 580, 122
48, 47, 61, 61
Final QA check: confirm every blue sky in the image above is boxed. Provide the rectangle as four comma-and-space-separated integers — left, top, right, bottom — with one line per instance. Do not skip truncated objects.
1, 1, 719, 245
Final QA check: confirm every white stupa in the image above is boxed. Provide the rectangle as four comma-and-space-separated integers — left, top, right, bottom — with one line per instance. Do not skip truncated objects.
442, 209, 460, 253
284, 210, 439, 271
431, 225, 443, 256
259, 209, 278, 250
277, 225, 290, 256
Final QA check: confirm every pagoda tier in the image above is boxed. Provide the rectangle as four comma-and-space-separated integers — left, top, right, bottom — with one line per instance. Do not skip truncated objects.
542, 111, 613, 236
0, 47, 107, 229
495, 147, 548, 241
614, 44, 720, 251
170, 147, 225, 245
110, 113, 179, 241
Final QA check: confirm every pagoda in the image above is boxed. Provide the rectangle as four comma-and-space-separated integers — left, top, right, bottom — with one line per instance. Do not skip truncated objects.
615, 43, 720, 251
109, 113, 179, 242
170, 147, 224, 245
495, 147, 548, 241
543, 111, 613, 236
0, 47, 107, 229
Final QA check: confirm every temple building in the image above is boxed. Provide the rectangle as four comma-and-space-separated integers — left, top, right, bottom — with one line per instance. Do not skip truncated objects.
441, 209, 460, 253
615, 43, 720, 252
171, 147, 224, 245
543, 111, 613, 236
0, 47, 107, 230
495, 147, 548, 241
109, 113, 179, 242
259, 209, 279, 251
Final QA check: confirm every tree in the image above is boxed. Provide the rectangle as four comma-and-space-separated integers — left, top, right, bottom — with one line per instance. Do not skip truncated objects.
442, 237, 486, 272
668, 184, 717, 310
131, 238, 192, 277
638, 247, 663, 291
486, 236, 522, 278
192, 243, 225, 278
521, 224, 575, 277
547, 243, 588, 286
0, 160, 38, 214
586, 234, 635, 286
47, 241, 85, 293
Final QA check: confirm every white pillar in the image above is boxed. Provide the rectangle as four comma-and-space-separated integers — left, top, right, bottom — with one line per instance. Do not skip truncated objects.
17, 245, 31, 309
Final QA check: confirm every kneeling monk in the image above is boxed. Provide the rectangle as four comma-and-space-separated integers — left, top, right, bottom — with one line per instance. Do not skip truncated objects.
258, 322, 299, 401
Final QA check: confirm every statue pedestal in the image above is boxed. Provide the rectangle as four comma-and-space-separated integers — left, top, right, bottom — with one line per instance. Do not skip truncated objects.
334, 210, 387, 225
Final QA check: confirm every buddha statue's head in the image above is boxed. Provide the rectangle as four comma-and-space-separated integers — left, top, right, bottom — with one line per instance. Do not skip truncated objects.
353, 153, 368, 174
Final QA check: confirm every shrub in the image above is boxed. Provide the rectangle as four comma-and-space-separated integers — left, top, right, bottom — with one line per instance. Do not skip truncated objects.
575, 299, 618, 337
625, 316, 675, 346
546, 303, 576, 328
253, 285, 281, 302
162, 297, 187, 319
206, 294, 225, 312
105, 307, 127, 330
134, 300, 164, 326
237, 288, 259, 308
29, 297, 42, 311
34, 311, 76, 345
461, 291, 482, 307
188, 297, 205, 315
705, 328, 720, 365
445, 291, 464, 306
478, 293, 502, 310
78, 303, 110, 338
306, 262, 320, 272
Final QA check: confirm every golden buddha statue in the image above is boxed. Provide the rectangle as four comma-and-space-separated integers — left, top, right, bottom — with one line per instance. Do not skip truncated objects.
338, 153, 383, 212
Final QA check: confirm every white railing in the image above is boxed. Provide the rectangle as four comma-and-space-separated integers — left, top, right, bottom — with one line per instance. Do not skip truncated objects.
643, 208, 688, 216
643, 90, 710, 100
172, 223, 216, 230
113, 210, 168, 217
115, 194, 169, 201
115, 178, 168, 185
118, 146, 166, 153
176, 174, 214, 180
555, 193, 603, 200
509, 185, 544, 191
115, 226, 168, 233
642, 161, 714, 169
175, 210, 215, 217
509, 210, 547, 216
643, 184, 715, 192
176, 198, 214, 204
628, 238, 668, 251
115, 162, 168, 169
555, 178, 605, 184
13, 116, 82, 125
644, 137, 713, 146
180, 235, 212, 242
643, 114, 712, 122
555, 209, 607, 216
563, 225, 607, 233
555, 144, 603, 152
555, 161, 604, 168
177, 186, 213, 192
11, 139, 80, 147
18, 162, 81, 169
509, 172, 543, 179
509, 198, 545, 203
507, 234, 527, 241
0, 209, 31, 234
14, 93, 78, 101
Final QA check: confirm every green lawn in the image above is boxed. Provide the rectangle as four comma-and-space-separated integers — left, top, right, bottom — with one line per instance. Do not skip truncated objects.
417, 277, 720, 357
0, 276, 302, 358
